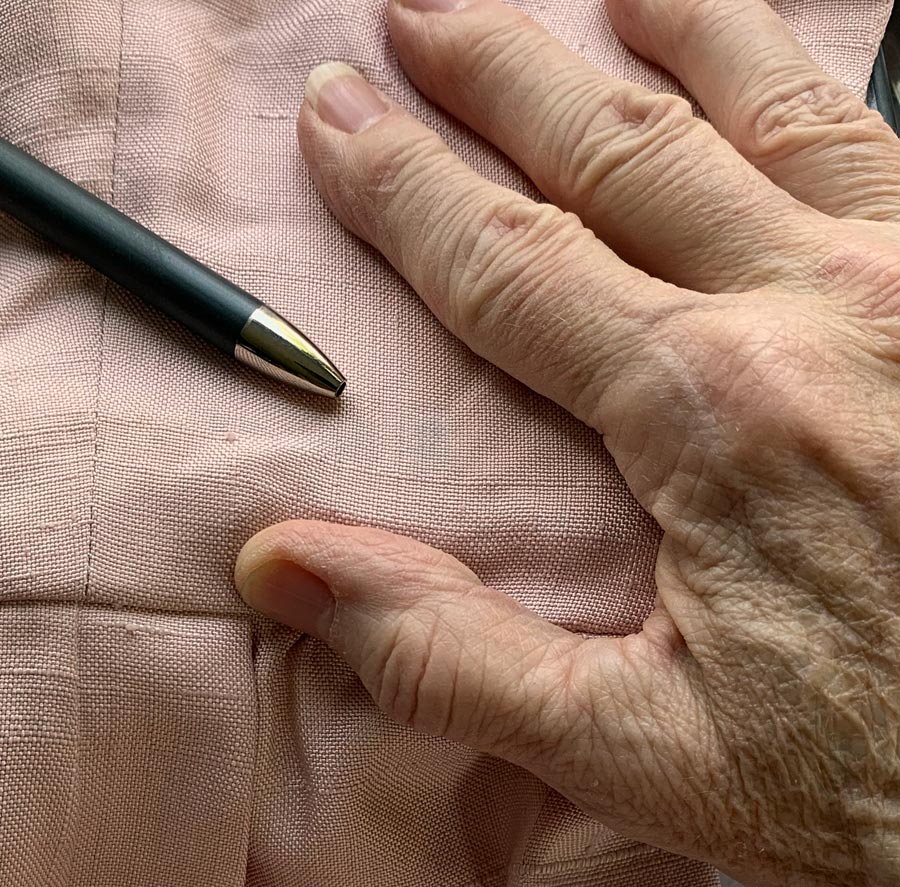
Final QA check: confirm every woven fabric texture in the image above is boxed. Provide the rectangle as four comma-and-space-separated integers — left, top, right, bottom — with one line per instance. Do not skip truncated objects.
0, 1, 890, 885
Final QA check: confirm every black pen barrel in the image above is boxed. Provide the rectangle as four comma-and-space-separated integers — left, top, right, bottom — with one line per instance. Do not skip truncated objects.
0, 136, 256, 354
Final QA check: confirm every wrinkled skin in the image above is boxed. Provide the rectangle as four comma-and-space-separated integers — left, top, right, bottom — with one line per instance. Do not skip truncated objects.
234, 1, 900, 884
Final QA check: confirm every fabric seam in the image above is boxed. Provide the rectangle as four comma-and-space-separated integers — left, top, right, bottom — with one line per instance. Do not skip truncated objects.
84, 0, 125, 605
242, 618, 262, 887
63, 0, 127, 879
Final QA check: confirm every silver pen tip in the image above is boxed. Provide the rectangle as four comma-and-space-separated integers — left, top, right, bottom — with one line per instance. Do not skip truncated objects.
234, 305, 346, 399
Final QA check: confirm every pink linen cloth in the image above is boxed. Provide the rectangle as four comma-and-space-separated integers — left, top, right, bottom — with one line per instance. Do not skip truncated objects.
0, 1, 889, 885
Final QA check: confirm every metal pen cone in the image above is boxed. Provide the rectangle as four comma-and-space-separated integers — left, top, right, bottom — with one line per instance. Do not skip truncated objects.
234, 306, 346, 398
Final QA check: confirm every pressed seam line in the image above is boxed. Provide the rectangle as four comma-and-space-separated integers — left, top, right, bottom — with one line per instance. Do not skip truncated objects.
84, 2, 125, 604
60, 0, 128, 880
243, 620, 262, 883
0, 596, 253, 621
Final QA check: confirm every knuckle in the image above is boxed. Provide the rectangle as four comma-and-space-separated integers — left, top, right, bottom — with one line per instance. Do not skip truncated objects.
447, 201, 592, 339
733, 75, 893, 164
550, 87, 699, 207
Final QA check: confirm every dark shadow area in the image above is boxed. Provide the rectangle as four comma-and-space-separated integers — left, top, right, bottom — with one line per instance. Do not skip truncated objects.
868, 3, 900, 130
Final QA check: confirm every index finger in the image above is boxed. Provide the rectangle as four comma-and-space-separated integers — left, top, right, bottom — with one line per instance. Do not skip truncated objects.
300, 63, 692, 427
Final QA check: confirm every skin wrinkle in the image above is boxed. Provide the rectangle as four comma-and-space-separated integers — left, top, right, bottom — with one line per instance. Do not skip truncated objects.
844, 252, 900, 321
526, 57, 589, 155
594, 657, 692, 809
725, 41, 780, 108
700, 0, 746, 46
514, 644, 577, 746
450, 601, 549, 747
456, 16, 547, 96
669, 0, 748, 70
355, 130, 437, 228
468, 650, 541, 754
377, 615, 425, 724
677, 436, 896, 632
613, 0, 900, 223
420, 188, 484, 308
388, 153, 468, 270
746, 527, 898, 666
568, 94, 697, 213
411, 608, 449, 733
660, 468, 892, 676
466, 229, 581, 340
703, 620, 892, 810
451, 204, 550, 334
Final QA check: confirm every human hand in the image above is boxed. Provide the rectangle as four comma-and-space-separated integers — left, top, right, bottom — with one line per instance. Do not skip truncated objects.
234, 1, 900, 884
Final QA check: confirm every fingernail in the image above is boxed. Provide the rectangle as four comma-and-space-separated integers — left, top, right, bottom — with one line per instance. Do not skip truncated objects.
305, 62, 389, 134
399, 0, 473, 12
239, 559, 335, 637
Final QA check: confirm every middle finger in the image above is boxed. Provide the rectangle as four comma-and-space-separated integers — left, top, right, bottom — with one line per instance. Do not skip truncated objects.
388, 0, 829, 293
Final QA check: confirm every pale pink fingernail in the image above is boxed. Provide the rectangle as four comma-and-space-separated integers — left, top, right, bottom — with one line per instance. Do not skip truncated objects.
400, 0, 473, 12
305, 62, 389, 134
239, 559, 335, 637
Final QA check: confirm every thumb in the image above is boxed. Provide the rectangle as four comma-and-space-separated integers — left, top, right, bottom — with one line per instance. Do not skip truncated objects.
234, 519, 698, 833
235, 519, 587, 772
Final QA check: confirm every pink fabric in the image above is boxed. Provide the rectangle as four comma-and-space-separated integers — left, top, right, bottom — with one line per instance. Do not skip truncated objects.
0, 1, 889, 884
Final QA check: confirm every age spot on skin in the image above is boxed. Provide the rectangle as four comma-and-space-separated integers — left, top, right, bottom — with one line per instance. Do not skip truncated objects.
816, 249, 859, 283
817, 246, 900, 320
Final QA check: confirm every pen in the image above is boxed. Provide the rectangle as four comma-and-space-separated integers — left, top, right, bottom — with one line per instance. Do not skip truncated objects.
0, 136, 346, 399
